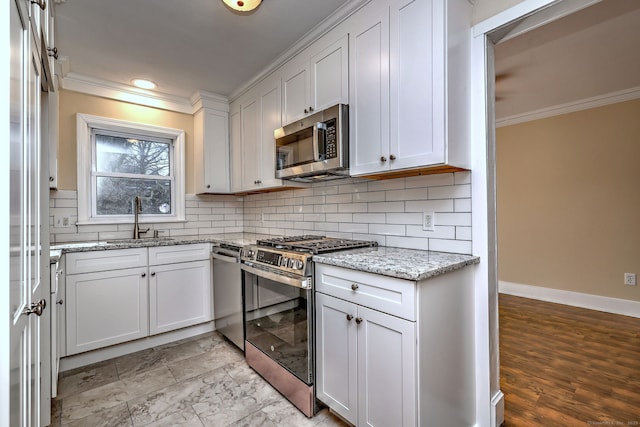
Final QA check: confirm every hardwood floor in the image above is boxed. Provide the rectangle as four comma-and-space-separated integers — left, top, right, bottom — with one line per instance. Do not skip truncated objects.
499, 294, 640, 426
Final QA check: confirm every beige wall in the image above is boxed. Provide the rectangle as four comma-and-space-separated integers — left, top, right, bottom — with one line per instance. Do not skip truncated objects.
57, 90, 195, 192
496, 99, 640, 301
472, 0, 526, 24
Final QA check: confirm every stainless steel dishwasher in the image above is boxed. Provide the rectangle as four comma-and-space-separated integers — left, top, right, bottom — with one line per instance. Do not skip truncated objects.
212, 242, 244, 350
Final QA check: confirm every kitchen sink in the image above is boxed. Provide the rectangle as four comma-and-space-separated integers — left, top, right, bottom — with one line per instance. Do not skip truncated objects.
105, 237, 174, 244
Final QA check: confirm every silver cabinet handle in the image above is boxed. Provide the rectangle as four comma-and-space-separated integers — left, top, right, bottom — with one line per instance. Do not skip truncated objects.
346, 314, 354, 321
304, 108, 309, 114
309, 106, 314, 112
151, 272, 156, 277
141, 273, 146, 278
24, 299, 46, 316
206, 184, 210, 189
389, 154, 396, 161
355, 317, 363, 324
380, 156, 387, 162
351, 283, 359, 291
57, 300, 63, 305
47, 47, 58, 59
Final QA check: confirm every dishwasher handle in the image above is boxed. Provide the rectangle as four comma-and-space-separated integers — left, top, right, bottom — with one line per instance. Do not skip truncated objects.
212, 252, 239, 263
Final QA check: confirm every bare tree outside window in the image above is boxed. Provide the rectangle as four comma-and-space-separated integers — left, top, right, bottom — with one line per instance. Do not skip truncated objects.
94, 133, 173, 216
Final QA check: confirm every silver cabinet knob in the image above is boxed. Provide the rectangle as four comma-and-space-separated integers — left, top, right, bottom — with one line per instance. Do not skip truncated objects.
380, 156, 387, 162
151, 272, 156, 277
309, 106, 314, 112
141, 273, 146, 278
56, 300, 63, 305
389, 154, 396, 161
355, 317, 363, 324
346, 314, 354, 321
304, 108, 309, 114
351, 283, 359, 291
206, 184, 210, 189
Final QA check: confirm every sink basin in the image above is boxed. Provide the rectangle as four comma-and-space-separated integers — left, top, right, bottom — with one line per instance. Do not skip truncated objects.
105, 237, 174, 244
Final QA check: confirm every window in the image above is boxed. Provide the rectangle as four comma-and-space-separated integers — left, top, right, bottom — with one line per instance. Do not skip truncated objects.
77, 114, 185, 224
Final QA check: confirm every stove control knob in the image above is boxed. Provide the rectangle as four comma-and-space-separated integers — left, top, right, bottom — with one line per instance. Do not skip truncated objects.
295, 260, 304, 270
288, 258, 296, 268
279, 257, 288, 267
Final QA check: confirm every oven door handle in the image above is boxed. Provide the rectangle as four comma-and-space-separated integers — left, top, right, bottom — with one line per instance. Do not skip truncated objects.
212, 252, 239, 263
241, 263, 312, 289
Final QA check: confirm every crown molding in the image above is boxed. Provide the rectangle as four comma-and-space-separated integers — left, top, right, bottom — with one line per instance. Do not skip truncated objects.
496, 86, 640, 128
190, 90, 230, 113
60, 72, 195, 114
227, 0, 371, 102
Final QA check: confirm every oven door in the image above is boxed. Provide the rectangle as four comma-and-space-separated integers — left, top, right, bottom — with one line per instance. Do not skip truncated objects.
241, 264, 313, 385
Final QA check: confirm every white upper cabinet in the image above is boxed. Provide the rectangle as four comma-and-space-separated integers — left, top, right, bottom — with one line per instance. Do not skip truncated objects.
282, 34, 349, 125
349, 0, 471, 177
194, 106, 230, 193
232, 75, 305, 192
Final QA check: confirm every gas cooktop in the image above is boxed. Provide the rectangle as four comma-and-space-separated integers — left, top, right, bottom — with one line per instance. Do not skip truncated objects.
256, 235, 377, 255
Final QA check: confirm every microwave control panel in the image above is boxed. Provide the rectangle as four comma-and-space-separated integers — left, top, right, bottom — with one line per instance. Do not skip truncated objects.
324, 118, 337, 159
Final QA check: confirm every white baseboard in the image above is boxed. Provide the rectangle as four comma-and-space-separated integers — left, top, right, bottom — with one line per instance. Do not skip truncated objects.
491, 390, 505, 427
499, 281, 640, 318
60, 322, 217, 372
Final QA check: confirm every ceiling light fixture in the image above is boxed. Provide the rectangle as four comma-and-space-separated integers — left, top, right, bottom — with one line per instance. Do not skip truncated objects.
222, 0, 261, 12
131, 78, 157, 90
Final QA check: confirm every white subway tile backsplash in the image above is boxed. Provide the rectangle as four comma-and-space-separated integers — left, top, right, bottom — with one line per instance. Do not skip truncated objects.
428, 184, 471, 200
386, 213, 422, 225
51, 172, 472, 254
369, 223, 406, 236
368, 201, 405, 213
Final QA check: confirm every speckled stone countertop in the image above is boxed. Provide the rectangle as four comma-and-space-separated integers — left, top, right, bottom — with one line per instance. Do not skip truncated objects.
49, 233, 267, 262
312, 246, 479, 281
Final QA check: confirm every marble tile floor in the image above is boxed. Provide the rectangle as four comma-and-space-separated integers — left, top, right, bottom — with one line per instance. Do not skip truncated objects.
51, 331, 349, 427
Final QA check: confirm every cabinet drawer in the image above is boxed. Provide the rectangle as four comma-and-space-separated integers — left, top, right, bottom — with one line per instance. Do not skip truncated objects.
66, 248, 147, 275
149, 243, 211, 265
315, 264, 416, 321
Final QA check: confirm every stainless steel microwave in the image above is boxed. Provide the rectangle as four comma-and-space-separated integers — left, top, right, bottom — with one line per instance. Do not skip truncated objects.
274, 104, 348, 182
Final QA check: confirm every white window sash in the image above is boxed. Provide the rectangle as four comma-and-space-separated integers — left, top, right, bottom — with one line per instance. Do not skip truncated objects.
77, 113, 185, 224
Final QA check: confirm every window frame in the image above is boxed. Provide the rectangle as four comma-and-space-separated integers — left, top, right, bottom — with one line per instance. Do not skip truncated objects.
76, 113, 185, 225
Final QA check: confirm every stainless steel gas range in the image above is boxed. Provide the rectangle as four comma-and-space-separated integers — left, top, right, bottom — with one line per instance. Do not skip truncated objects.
240, 235, 377, 417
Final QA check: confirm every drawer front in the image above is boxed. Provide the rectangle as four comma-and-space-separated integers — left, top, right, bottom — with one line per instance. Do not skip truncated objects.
66, 248, 148, 275
149, 243, 211, 265
315, 264, 416, 321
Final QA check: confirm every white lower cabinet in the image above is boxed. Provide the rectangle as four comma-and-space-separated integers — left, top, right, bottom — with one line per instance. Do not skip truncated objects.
66, 266, 148, 355
315, 263, 476, 427
64, 244, 212, 356
316, 293, 416, 427
149, 259, 212, 335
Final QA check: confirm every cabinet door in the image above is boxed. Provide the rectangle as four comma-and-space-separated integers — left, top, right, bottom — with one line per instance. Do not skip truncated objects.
389, 0, 445, 170
149, 260, 212, 335
194, 108, 230, 193
282, 57, 309, 124
315, 293, 358, 425
358, 305, 416, 427
348, 3, 390, 176
66, 267, 148, 355
229, 104, 243, 192
240, 95, 260, 190
310, 34, 349, 112
257, 77, 283, 188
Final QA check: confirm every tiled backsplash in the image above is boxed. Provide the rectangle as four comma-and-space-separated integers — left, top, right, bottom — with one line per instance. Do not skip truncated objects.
50, 172, 472, 254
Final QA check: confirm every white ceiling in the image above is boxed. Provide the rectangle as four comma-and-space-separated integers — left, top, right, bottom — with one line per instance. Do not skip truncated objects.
54, 0, 640, 118
494, 0, 640, 121
53, 0, 352, 99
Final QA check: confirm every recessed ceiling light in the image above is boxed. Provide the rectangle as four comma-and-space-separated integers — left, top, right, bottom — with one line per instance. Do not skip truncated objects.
222, 0, 261, 12
131, 78, 157, 90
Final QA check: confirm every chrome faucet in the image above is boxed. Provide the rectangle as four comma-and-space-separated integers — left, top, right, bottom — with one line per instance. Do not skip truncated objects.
132, 196, 150, 239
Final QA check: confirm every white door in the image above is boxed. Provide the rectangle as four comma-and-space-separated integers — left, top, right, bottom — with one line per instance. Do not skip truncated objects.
9, 1, 46, 425
315, 293, 358, 425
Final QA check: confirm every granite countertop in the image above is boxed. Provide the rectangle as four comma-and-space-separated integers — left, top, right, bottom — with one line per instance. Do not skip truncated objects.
312, 246, 480, 281
49, 233, 267, 261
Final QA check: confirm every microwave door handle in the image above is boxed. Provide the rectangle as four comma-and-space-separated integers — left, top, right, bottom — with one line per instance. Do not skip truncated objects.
313, 122, 327, 161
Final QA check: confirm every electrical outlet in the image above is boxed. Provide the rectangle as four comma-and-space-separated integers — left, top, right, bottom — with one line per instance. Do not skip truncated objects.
54, 215, 72, 228
624, 273, 637, 286
422, 212, 435, 231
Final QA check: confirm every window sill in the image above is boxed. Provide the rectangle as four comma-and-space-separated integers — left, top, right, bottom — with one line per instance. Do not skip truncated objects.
76, 217, 187, 226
